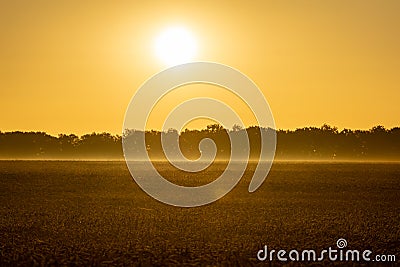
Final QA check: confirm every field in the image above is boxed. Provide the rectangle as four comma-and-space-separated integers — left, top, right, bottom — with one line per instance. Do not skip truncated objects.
0, 161, 399, 266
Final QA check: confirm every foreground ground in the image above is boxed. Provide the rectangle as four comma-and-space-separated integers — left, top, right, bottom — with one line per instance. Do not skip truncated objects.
0, 161, 399, 266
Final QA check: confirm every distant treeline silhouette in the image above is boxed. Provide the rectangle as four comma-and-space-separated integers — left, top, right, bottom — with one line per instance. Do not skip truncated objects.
0, 124, 399, 160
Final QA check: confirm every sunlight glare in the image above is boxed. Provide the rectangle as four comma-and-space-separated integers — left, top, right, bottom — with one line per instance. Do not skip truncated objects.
154, 26, 197, 67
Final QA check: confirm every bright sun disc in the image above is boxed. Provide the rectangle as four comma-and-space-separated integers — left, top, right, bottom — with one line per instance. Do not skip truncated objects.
154, 27, 197, 66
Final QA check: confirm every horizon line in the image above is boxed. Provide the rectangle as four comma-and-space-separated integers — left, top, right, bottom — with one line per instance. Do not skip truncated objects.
1, 124, 399, 137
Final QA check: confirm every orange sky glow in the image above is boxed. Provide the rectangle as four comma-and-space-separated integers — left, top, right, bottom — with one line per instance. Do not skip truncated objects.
1, 1, 399, 135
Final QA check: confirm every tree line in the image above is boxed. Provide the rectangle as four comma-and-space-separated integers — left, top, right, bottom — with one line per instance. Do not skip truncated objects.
0, 124, 399, 160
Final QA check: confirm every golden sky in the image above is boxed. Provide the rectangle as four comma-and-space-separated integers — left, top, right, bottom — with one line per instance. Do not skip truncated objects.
1, 0, 399, 135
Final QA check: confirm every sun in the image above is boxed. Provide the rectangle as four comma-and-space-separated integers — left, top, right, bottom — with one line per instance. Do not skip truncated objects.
154, 26, 197, 67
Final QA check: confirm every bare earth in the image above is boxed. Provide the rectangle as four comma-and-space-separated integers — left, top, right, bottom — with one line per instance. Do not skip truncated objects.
0, 161, 399, 266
